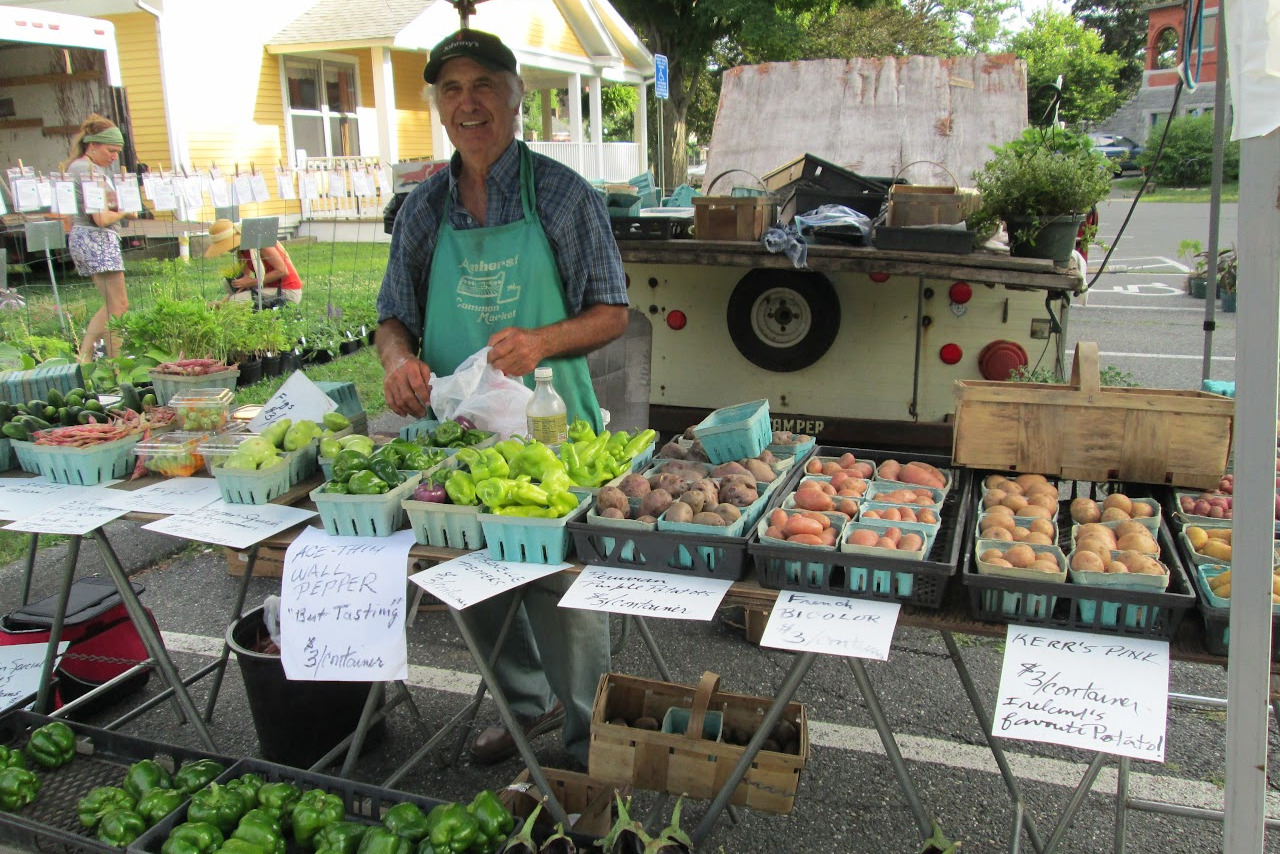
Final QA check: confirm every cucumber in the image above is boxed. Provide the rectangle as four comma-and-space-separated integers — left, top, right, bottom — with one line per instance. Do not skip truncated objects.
45, 388, 64, 409
1, 422, 28, 441
141, 393, 157, 409
119, 383, 141, 412
84, 399, 104, 413
19, 415, 50, 431
57, 407, 72, 426
26, 399, 47, 414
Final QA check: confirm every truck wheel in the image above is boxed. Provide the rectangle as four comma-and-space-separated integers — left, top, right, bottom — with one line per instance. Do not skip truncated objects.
726, 269, 840, 372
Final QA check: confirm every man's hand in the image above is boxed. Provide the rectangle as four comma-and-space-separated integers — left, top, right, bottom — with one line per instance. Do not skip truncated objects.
383, 355, 433, 417
487, 326, 545, 378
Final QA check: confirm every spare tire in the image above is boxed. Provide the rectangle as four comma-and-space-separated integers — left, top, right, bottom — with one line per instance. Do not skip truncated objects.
726, 269, 840, 372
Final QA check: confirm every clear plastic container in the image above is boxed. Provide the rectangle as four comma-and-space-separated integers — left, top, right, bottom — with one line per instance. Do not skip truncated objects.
134, 431, 210, 477
527, 366, 568, 446
166, 388, 234, 432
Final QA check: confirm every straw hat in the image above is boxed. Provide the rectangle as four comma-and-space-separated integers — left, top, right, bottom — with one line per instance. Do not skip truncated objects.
204, 219, 241, 259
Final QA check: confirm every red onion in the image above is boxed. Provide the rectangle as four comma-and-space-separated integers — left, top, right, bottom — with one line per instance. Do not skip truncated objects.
453, 416, 477, 432
413, 483, 447, 503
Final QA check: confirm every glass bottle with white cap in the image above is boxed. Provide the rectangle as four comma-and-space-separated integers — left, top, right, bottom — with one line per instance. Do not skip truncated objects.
526, 366, 568, 446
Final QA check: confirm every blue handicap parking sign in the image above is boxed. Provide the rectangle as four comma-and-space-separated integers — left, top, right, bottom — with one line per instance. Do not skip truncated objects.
655, 54, 669, 100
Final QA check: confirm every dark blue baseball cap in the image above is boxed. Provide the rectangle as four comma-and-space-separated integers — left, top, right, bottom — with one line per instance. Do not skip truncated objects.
424, 29, 517, 83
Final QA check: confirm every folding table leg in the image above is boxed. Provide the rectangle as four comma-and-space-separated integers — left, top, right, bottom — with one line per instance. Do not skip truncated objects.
846, 657, 934, 840
1115, 756, 1130, 854
1041, 752, 1108, 854
33, 535, 81, 714
941, 630, 1046, 853
19, 531, 39, 606
630, 616, 672, 681
449, 602, 572, 830
90, 528, 218, 752
340, 682, 384, 777
691, 651, 818, 846
200, 544, 261, 722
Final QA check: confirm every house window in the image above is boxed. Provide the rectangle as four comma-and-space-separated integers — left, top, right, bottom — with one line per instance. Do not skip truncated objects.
285, 57, 360, 158
1153, 27, 1179, 70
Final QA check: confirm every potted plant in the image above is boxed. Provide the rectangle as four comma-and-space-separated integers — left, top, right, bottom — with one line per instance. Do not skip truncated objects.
1179, 239, 1209, 298
971, 127, 1115, 265
1213, 246, 1237, 312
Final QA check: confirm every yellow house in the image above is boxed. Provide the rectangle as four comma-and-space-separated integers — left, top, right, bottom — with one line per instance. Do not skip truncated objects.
10, 0, 653, 233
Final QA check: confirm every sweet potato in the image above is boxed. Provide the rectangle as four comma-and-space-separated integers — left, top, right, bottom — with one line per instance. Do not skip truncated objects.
899, 461, 947, 489
787, 533, 826, 546
878, 459, 902, 481
595, 486, 629, 516
783, 514, 824, 537
639, 488, 674, 518
792, 489, 834, 512
617, 473, 651, 498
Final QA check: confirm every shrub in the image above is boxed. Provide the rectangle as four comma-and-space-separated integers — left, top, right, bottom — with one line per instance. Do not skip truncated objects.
1139, 114, 1240, 186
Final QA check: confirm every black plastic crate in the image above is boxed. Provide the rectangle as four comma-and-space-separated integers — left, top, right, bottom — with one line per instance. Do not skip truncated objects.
132, 758, 596, 853
750, 447, 969, 608
610, 216, 691, 241
569, 520, 754, 580
0, 710, 234, 854
960, 478, 1197, 639
781, 186, 887, 225
873, 225, 974, 255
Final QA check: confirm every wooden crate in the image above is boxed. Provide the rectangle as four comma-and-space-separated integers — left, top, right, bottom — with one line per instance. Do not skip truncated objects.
692, 197, 774, 241
952, 342, 1234, 489
887, 185, 981, 227
499, 768, 616, 838
588, 671, 808, 814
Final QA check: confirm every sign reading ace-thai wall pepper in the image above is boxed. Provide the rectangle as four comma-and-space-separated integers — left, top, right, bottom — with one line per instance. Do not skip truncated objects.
279, 525, 413, 681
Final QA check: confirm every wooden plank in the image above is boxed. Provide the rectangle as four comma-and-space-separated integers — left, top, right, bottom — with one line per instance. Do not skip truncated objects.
0, 70, 102, 88
41, 125, 79, 137
0, 119, 42, 130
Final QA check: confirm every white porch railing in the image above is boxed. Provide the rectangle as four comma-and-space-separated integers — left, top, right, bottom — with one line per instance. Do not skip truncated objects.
298, 143, 646, 220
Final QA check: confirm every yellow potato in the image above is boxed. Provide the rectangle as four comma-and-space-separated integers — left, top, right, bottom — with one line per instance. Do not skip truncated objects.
1208, 569, 1232, 590
1200, 540, 1233, 561
1186, 526, 1209, 550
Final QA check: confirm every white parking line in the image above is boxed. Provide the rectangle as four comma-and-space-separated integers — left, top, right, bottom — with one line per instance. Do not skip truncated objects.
162, 630, 1273, 814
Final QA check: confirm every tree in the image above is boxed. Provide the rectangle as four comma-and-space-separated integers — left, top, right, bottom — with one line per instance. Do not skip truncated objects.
1070, 0, 1147, 97
611, 0, 850, 189
1006, 7, 1125, 127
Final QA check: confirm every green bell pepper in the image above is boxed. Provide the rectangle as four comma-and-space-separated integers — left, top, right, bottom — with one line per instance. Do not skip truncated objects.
431, 420, 464, 447
96, 808, 147, 847
383, 801, 430, 843
188, 783, 248, 834
123, 758, 174, 800
24, 720, 75, 769
444, 470, 477, 506
232, 811, 285, 854
214, 839, 269, 854
425, 803, 480, 854
292, 789, 346, 846
567, 417, 595, 443
373, 441, 406, 469
461, 429, 491, 446
348, 469, 390, 495
313, 821, 368, 854
325, 481, 352, 494
357, 826, 411, 854
161, 820, 224, 854
0, 766, 38, 811
136, 786, 186, 827
368, 456, 404, 487
0, 746, 24, 770
399, 447, 436, 472
332, 449, 372, 483
256, 781, 301, 823
173, 759, 226, 795
474, 477, 514, 509
466, 790, 514, 851
225, 773, 264, 810
78, 786, 137, 829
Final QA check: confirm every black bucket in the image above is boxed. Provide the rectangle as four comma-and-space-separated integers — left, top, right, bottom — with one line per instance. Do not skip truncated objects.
227, 606, 384, 768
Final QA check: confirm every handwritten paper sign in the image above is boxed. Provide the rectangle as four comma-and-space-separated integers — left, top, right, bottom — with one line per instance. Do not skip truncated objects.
142, 503, 315, 549
0, 642, 67, 712
248, 371, 337, 431
995, 625, 1169, 761
409, 553, 565, 610
0, 480, 111, 521
279, 527, 412, 681
3, 497, 129, 535
759, 591, 900, 660
98, 478, 222, 515
558, 566, 732, 621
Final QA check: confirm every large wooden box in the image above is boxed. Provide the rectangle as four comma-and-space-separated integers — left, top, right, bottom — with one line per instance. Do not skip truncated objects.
952, 342, 1234, 489
692, 196, 774, 241
588, 671, 807, 814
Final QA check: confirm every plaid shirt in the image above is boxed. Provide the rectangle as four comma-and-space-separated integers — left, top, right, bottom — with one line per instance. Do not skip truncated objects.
377, 141, 628, 340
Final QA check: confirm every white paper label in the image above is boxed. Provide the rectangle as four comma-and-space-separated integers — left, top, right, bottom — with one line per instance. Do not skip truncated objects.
142, 503, 316, 549
409, 553, 565, 610
558, 566, 732, 621
758, 590, 900, 660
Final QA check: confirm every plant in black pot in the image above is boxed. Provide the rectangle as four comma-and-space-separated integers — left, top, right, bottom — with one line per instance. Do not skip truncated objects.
971, 126, 1115, 265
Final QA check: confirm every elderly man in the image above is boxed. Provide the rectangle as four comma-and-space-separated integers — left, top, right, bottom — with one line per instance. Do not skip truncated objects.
375, 28, 629, 767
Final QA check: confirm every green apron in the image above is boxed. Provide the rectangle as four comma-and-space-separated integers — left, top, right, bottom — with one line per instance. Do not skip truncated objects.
423, 143, 603, 434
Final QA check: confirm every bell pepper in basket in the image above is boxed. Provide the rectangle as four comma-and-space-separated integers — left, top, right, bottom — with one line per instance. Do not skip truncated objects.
382, 801, 431, 843
24, 720, 75, 769
444, 470, 478, 506
95, 808, 147, 846
78, 786, 137, 829
332, 449, 372, 483
225, 772, 265, 809
425, 803, 481, 854
313, 821, 368, 854
232, 808, 286, 854
123, 758, 174, 800
356, 826, 412, 854
161, 820, 224, 854
467, 790, 515, 851
348, 470, 391, 495
136, 786, 186, 827
0, 766, 38, 811
173, 758, 226, 795
292, 788, 346, 846
187, 783, 248, 834
0, 746, 24, 770
256, 781, 301, 823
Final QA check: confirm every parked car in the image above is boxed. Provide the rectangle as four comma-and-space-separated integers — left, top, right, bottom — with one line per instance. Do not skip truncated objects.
1088, 133, 1143, 172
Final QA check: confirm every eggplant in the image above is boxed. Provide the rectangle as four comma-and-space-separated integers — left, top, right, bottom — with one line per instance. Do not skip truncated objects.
538, 824, 576, 854
600, 794, 650, 854
454, 416, 477, 432
413, 482, 448, 503
504, 801, 543, 854
642, 797, 691, 854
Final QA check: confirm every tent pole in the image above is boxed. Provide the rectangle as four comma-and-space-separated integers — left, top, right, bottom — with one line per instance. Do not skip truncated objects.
1202, 7, 1230, 382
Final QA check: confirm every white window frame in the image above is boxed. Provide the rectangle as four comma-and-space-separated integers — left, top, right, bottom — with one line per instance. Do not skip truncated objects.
279, 52, 364, 162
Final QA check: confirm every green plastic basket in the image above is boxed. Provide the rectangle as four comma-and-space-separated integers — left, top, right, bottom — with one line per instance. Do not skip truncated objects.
11, 440, 38, 474
315, 380, 365, 419
148, 368, 239, 406
403, 499, 486, 549
0, 363, 84, 406
26, 436, 141, 485
212, 459, 292, 504
479, 494, 589, 564
692, 399, 771, 464
0, 438, 11, 473
311, 474, 422, 537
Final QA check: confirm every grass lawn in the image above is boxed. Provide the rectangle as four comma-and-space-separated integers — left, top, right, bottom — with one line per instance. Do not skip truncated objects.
1113, 177, 1239, 203
1, 240, 394, 567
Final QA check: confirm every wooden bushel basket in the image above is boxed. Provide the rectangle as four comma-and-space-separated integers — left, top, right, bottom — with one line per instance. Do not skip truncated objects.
588, 671, 808, 814
952, 341, 1234, 489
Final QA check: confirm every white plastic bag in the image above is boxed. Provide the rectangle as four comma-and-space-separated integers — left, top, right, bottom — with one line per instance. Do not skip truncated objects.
430, 346, 532, 439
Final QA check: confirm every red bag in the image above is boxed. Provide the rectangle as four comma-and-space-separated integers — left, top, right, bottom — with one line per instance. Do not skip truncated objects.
0, 576, 153, 711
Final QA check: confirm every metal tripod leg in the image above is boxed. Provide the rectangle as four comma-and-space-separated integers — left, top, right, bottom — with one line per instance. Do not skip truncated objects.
90, 528, 218, 751
34, 535, 81, 714
941, 630, 1046, 853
